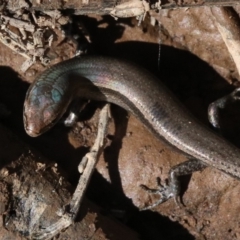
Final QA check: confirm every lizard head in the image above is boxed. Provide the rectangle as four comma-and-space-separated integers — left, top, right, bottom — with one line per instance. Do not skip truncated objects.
23, 82, 72, 137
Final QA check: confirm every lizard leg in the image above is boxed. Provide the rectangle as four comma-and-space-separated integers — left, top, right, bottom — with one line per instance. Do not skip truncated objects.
141, 159, 206, 210
63, 98, 89, 127
208, 87, 240, 129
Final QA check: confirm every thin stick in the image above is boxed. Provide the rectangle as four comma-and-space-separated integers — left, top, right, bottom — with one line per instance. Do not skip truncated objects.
160, 0, 240, 9
32, 104, 111, 240
211, 7, 240, 79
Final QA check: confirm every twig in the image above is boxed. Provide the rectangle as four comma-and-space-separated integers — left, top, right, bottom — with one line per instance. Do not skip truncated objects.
159, 0, 240, 10
32, 104, 111, 240
1, 15, 35, 32
29, 0, 240, 13
211, 7, 240, 79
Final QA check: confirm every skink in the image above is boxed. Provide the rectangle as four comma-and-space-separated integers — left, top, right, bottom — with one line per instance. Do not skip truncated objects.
23, 55, 240, 207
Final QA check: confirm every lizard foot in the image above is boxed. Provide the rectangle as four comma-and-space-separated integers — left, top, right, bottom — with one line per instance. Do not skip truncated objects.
140, 160, 206, 210
140, 177, 178, 210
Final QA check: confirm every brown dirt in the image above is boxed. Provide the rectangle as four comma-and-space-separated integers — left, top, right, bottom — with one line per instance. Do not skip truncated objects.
1, 5, 240, 240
